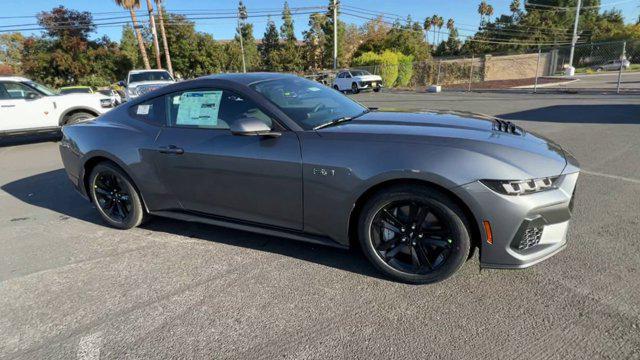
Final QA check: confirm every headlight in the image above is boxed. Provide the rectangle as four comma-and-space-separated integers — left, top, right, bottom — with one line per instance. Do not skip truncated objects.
126, 88, 138, 97
100, 98, 113, 108
481, 176, 559, 195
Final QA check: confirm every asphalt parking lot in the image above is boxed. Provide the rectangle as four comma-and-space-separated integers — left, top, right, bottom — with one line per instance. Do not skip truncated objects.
1, 91, 639, 359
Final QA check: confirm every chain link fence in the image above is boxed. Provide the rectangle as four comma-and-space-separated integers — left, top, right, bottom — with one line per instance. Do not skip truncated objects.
314, 40, 639, 93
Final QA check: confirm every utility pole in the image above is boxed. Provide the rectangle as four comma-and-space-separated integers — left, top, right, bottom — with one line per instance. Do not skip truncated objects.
333, 0, 338, 70
238, 2, 248, 73
568, 0, 582, 69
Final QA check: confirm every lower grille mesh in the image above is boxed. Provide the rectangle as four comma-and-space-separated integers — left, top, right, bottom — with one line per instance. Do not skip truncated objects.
518, 226, 543, 250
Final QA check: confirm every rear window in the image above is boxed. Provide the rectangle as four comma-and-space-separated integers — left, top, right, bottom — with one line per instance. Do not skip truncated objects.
128, 96, 165, 125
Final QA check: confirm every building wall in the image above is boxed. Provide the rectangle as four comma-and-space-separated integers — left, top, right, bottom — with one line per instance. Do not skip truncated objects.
483, 52, 551, 81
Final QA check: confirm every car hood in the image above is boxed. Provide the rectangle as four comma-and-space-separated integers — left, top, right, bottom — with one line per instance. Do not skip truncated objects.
318, 110, 569, 178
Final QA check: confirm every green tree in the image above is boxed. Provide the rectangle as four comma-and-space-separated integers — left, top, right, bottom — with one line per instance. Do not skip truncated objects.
276, 1, 302, 71
378, 50, 399, 87
321, 0, 348, 68
120, 25, 141, 69
303, 13, 327, 70
261, 17, 281, 70
396, 53, 414, 87
0, 33, 24, 74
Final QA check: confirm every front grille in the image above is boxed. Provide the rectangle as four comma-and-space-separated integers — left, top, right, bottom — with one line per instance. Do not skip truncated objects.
137, 85, 162, 96
517, 226, 543, 250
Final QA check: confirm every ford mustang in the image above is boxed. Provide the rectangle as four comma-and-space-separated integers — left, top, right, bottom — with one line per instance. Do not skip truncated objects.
59, 73, 579, 284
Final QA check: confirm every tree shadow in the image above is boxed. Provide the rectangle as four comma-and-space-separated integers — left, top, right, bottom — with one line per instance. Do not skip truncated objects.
499, 104, 640, 124
1, 169, 384, 280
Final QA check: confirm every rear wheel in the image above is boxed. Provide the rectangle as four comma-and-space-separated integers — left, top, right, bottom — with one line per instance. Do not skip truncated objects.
333, 85, 341, 92
351, 83, 360, 94
358, 185, 471, 284
89, 163, 145, 229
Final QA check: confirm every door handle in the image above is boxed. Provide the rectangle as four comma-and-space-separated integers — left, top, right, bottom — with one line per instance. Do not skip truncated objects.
158, 145, 184, 154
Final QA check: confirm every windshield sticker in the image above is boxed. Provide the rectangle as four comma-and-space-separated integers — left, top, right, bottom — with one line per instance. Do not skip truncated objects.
136, 104, 150, 115
176, 91, 222, 126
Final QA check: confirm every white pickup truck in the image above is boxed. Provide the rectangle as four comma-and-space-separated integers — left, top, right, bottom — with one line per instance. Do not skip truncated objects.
0, 76, 113, 136
119, 69, 175, 102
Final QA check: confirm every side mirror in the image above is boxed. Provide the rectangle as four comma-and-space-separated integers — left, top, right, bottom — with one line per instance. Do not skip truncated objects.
230, 117, 280, 137
117, 80, 125, 87
25, 92, 41, 100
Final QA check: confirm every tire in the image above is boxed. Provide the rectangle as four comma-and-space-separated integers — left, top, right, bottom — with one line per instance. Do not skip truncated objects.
351, 83, 360, 94
358, 185, 471, 284
65, 111, 95, 125
333, 85, 340, 92
596, 67, 604, 72
89, 162, 146, 229
373, 87, 381, 93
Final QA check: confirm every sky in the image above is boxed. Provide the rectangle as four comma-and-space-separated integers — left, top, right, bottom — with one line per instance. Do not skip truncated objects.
2, 0, 639, 42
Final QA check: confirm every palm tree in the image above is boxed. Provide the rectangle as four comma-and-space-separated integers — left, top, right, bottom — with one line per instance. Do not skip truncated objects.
155, 0, 173, 76
436, 16, 444, 44
509, 0, 521, 20
478, 1, 488, 26
144, 0, 162, 69
115, 0, 150, 69
486, 4, 494, 23
423, 17, 432, 44
430, 15, 438, 46
446, 18, 455, 33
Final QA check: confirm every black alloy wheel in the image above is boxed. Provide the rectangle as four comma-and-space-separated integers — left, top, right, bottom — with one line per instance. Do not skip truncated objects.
359, 185, 471, 284
351, 82, 359, 94
371, 200, 454, 274
89, 162, 146, 229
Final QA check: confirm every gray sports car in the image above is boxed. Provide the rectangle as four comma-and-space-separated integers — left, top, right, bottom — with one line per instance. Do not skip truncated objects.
59, 73, 580, 284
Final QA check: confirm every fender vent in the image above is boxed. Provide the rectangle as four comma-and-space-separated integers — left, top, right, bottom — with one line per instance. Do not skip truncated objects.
494, 119, 522, 135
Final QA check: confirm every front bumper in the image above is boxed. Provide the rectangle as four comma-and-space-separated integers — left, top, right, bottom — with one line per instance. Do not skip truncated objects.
454, 171, 579, 269
357, 81, 383, 90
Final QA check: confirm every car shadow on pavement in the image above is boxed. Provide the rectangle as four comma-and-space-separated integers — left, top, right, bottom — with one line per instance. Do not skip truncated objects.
1, 169, 103, 225
499, 104, 640, 124
2, 169, 385, 280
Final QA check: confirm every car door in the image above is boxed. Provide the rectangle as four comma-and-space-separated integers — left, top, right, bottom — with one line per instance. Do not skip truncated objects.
335, 72, 347, 90
152, 87, 304, 230
0, 82, 56, 132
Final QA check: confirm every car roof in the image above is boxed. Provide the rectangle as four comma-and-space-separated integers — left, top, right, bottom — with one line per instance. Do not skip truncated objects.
200, 72, 298, 86
60, 86, 91, 89
0, 76, 31, 82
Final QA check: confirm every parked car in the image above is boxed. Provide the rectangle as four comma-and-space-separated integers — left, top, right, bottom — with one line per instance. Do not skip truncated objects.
59, 86, 94, 95
59, 73, 579, 284
0, 76, 113, 136
119, 69, 175, 102
333, 69, 383, 93
592, 59, 631, 72
97, 88, 122, 106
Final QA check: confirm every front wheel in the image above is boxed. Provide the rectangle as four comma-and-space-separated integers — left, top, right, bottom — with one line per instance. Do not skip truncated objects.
89, 162, 146, 229
358, 185, 471, 284
64, 112, 95, 125
351, 83, 360, 94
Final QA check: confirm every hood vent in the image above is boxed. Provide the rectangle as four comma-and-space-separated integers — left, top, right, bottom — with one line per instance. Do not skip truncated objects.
494, 119, 522, 135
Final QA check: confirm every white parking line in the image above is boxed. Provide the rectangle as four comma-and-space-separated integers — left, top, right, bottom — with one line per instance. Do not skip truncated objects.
582, 170, 640, 185
77, 332, 102, 360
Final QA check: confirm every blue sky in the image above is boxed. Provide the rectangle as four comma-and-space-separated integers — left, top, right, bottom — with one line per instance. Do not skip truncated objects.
3, 0, 639, 42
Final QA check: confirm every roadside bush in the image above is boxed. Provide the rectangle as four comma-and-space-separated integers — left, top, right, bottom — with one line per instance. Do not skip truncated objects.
379, 50, 399, 88
351, 51, 381, 66
396, 54, 414, 87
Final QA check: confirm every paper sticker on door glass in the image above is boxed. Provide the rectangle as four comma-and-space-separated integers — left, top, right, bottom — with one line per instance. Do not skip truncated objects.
176, 91, 222, 126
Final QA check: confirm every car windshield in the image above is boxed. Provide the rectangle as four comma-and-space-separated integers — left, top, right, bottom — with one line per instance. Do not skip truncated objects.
26, 81, 57, 96
129, 71, 173, 83
250, 76, 368, 130
350, 70, 371, 76
60, 88, 92, 94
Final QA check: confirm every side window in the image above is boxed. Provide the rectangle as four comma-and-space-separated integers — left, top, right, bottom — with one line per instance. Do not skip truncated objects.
167, 89, 273, 130
129, 96, 165, 125
337, 72, 345, 78
2, 82, 35, 99
345, 72, 352, 78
